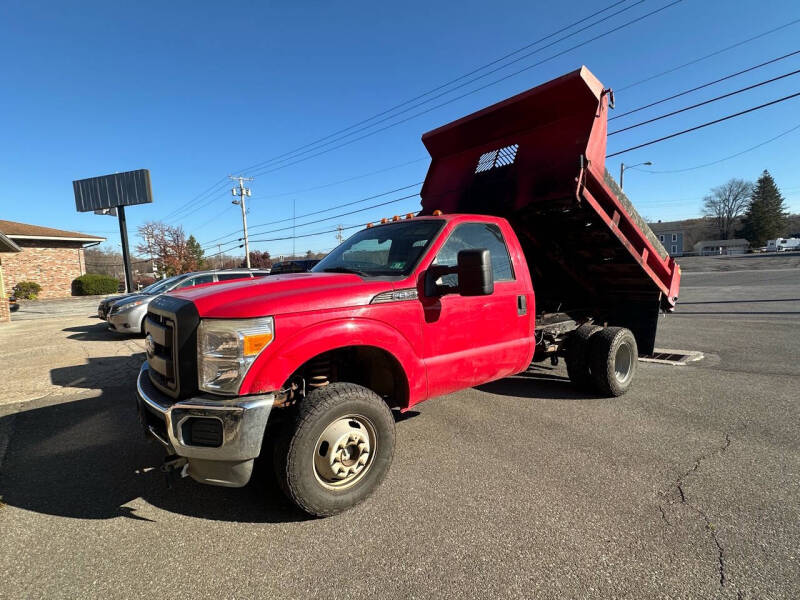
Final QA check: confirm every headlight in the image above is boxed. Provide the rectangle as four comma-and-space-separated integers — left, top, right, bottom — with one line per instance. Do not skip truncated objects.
114, 299, 145, 313
197, 317, 274, 395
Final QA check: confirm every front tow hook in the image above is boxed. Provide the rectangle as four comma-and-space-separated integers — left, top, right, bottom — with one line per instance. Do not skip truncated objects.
160, 454, 188, 488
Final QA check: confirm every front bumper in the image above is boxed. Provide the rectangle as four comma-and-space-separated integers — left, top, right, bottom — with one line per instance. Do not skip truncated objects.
108, 305, 147, 332
136, 363, 274, 487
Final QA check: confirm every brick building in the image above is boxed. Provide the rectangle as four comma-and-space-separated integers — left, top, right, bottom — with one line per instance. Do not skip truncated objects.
0, 231, 21, 323
0, 220, 105, 300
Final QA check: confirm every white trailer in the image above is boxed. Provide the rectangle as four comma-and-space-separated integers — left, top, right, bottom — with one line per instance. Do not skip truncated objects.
766, 238, 800, 252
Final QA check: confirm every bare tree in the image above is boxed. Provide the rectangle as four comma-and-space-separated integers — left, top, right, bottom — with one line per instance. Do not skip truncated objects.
702, 178, 752, 240
135, 221, 206, 276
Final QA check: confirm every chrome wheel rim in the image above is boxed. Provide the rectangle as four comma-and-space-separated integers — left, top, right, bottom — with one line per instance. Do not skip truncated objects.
614, 343, 633, 384
313, 415, 377, 490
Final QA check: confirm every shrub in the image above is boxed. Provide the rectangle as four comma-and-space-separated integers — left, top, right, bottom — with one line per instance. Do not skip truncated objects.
72, 274, 120, 296
13, 281, 42, 300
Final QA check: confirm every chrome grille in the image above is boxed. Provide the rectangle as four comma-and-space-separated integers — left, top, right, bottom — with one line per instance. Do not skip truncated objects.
145, 312, 176, 392
144, 295, 200, 399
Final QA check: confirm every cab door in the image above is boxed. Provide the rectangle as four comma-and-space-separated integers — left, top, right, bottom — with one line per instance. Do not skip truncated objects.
420, 222, 532, 398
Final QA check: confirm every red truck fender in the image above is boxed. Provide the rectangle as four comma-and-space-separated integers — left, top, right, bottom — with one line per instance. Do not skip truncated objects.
239, 316, 428, 408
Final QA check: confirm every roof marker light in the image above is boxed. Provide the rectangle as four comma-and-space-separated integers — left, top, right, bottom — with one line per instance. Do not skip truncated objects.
380, 217, 387, 224
432, 210, 443, 216
405, 213, 414, 219
366, 223, 373, 228
392, 215, 400, 221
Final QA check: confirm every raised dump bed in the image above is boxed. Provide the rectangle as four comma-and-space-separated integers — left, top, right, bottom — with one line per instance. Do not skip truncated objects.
419, 66, 681, 354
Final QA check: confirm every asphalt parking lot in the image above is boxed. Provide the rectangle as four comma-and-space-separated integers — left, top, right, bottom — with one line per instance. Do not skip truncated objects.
1, 256, 798, 599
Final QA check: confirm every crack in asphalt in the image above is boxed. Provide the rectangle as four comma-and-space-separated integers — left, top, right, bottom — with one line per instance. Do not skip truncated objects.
660, 433, 733, 590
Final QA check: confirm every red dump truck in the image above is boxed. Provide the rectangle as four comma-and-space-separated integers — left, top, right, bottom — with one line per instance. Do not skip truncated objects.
136, 67, 681, 516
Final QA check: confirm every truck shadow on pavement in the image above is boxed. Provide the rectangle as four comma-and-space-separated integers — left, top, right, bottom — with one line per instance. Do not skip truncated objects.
475, 364, 590, 400
63, 322, 134, 342
0, 357, 311, 523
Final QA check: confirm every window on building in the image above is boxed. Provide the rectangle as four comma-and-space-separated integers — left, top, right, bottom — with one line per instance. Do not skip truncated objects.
672, 233, 678, 242
659, 235, 664, 242
671, 245, 677, 254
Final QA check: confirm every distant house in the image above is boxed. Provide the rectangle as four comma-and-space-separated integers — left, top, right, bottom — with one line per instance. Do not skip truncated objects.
0, 220, 105, 299
649, 221, 686, 257
0, 231, 21, 323
693, 238, 749, 256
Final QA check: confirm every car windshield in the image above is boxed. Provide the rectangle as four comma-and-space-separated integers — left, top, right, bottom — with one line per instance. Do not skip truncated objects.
313, 219, 443, 277
138, 280, 164, 294
144, 275, 184, 295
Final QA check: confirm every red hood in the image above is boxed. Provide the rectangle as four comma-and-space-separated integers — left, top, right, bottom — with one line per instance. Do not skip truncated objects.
169, 272, 393, 319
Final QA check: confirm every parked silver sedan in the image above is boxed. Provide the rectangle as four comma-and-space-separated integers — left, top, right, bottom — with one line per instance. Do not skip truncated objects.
107, 269, 268, 334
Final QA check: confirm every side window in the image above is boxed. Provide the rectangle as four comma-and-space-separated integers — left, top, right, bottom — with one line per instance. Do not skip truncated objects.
433, 223, 514, 287
217, 273, 250, 281
175, 274, 213, 289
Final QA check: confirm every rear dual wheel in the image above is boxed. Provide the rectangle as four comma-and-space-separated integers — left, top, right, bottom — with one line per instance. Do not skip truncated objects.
566, 325, 638, 397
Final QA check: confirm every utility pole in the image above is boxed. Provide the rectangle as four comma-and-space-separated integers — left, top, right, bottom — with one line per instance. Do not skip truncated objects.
336, 224, 344, 244
230, 175, 254, 268
292, 199, 296, 260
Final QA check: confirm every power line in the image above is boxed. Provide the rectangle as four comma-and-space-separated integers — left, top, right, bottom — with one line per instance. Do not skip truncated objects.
239, 1, 684, 181
631, 121, 800, 174
617, 18, 800, 92
607, 90, 800, 157
610, 49, 800, 121
259, 157, 427, 199
238, 0, 650, 176
199, 182, 422, 247
159, 177, 229, 222
201, 192, 421, 250
608, 68, 800, 136
249, 223, 366, 245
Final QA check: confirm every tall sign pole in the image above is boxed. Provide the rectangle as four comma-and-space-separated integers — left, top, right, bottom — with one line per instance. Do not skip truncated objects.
117, 205, 134, 292
73, 169, 153, 292
230, 175, 253, 268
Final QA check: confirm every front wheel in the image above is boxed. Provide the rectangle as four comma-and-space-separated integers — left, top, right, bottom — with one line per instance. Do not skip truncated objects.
273, 382, 396, 517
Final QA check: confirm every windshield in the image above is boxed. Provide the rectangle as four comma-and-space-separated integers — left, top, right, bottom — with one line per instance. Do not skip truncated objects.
145, 275, 185, 295
313, 219, 443, 277
138, 280, 164, 294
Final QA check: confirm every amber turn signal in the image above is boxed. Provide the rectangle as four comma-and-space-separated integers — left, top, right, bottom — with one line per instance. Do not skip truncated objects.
243, 333, 273, 356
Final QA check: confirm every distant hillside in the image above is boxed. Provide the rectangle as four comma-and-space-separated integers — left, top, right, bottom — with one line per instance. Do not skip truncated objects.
647, 214, 800, 250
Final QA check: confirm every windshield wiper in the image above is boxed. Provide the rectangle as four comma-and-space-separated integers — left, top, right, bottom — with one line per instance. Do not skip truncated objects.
322, 267, 371, 277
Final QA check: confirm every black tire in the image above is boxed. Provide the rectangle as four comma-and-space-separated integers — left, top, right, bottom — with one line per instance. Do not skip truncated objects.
566, 324, 602, 391
273, 382, 396, 517
588, 327, 638, 397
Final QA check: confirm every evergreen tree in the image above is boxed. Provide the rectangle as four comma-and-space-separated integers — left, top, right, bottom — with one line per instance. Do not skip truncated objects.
184, 235, 206, 271
742, 170, 788, 246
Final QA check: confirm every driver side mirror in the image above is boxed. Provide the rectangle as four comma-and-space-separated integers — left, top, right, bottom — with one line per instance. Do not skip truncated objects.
424, 248, 494, 297
457, 248, 493, 296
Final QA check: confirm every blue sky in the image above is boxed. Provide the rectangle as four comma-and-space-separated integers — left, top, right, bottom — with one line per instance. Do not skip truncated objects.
2, 0, 800, 258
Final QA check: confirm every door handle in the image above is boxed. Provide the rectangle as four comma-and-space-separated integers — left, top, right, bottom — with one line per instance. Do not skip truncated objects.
517, 295, 527, 316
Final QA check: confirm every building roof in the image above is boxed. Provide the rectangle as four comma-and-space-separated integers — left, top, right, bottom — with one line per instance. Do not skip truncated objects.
0, 220, 105, 243
0, 231, 21, 252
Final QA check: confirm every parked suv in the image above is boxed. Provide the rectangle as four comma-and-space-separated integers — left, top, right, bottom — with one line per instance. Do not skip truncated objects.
269, 259, 319, 274
107, 269, 269, 334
